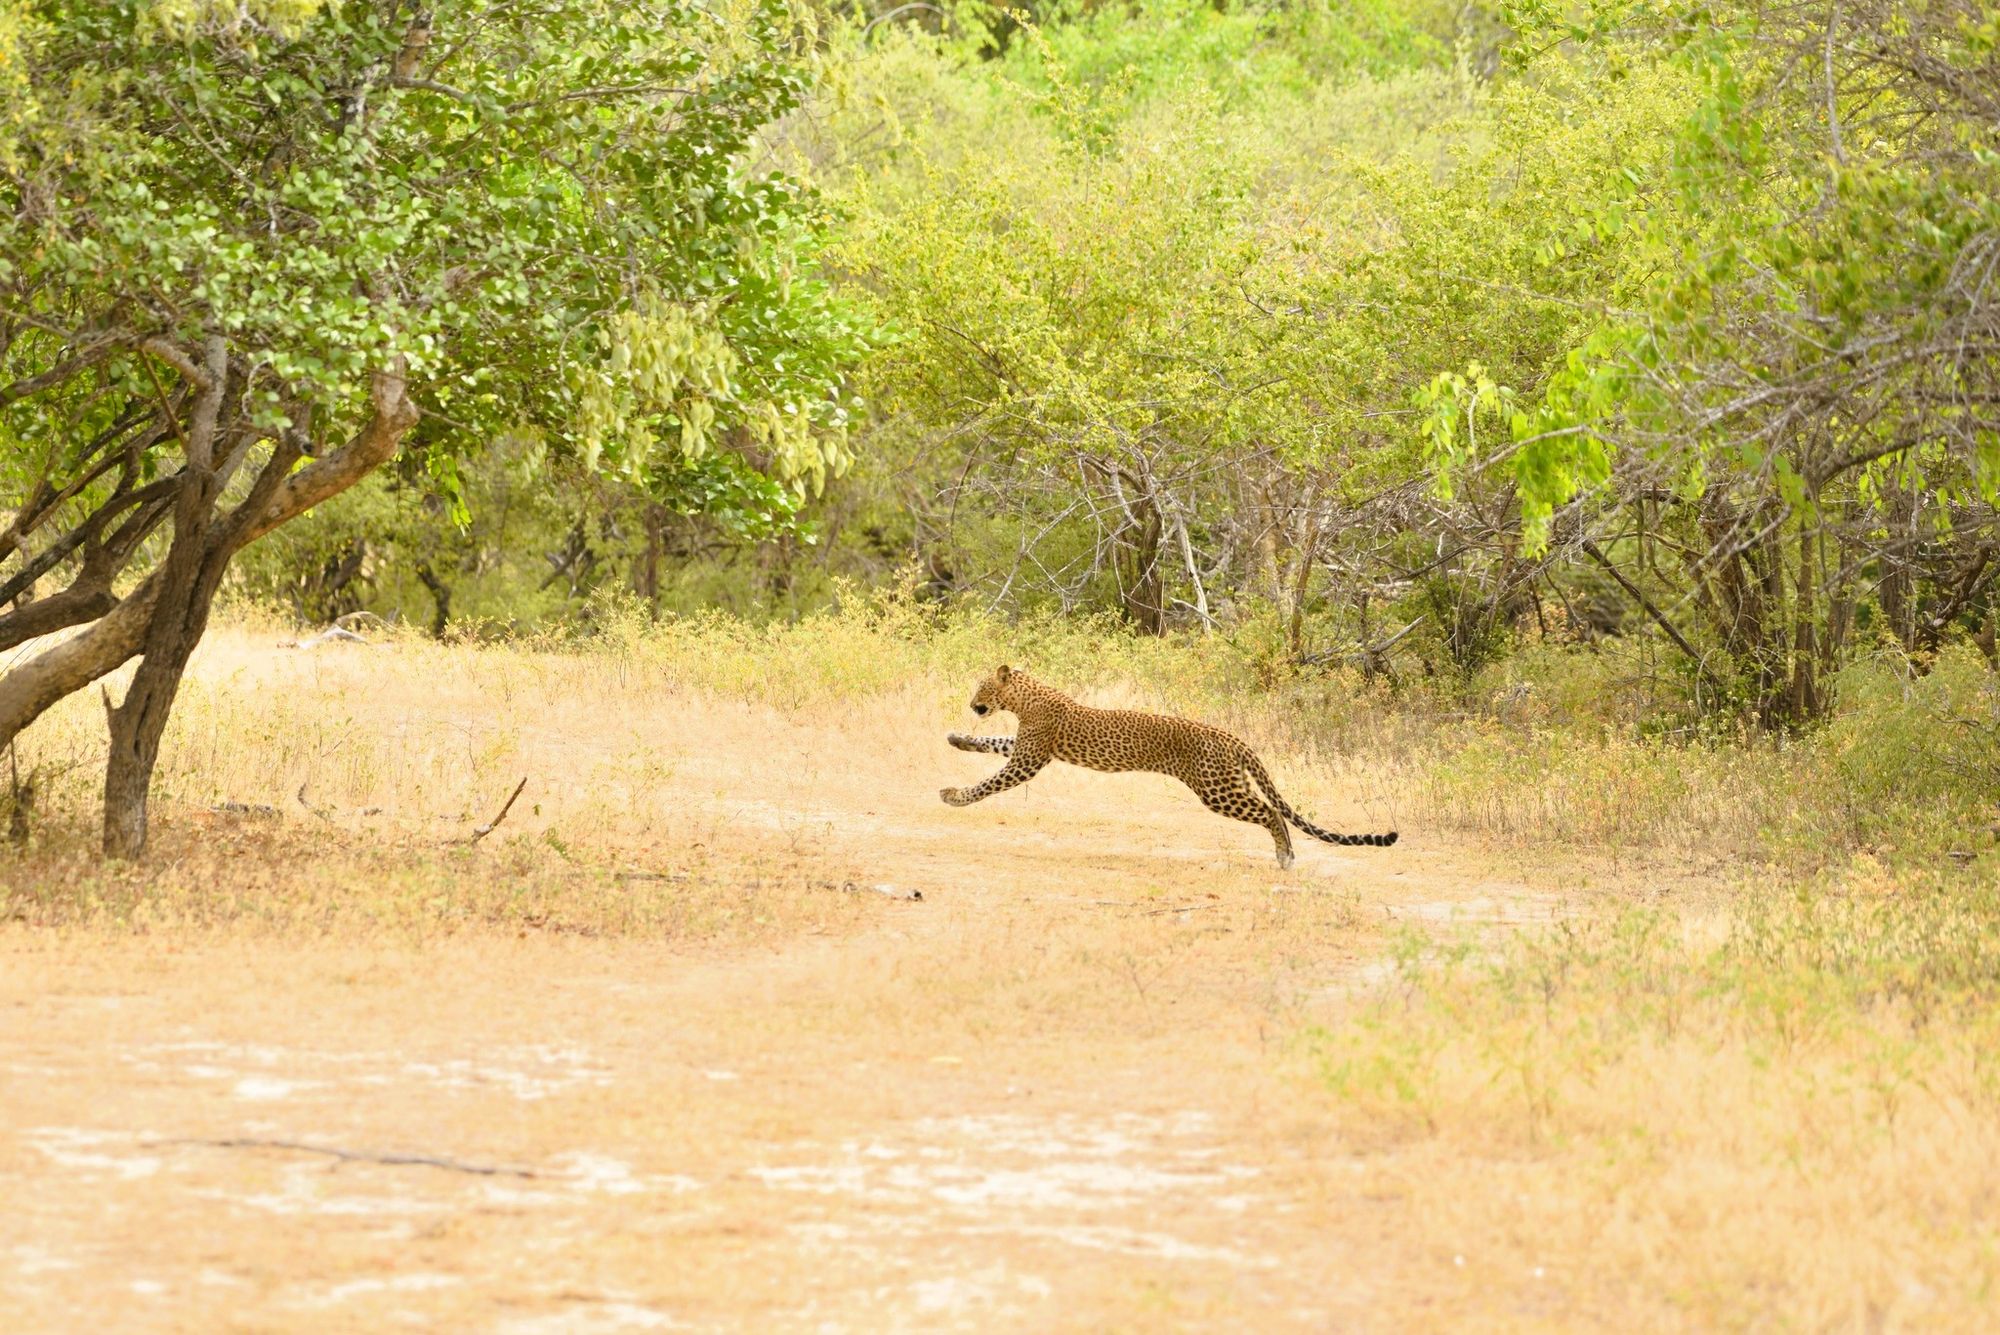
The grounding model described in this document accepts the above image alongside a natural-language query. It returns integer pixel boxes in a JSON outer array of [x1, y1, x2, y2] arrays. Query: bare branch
[[461, 776, 528, 845]]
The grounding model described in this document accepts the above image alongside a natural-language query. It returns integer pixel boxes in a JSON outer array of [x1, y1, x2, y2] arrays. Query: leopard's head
[[969, 663, 1022, 718]]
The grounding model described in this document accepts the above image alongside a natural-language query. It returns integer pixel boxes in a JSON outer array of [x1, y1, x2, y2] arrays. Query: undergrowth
[[7, 581, 1999, 930], [556, 579, 2000, 867], [1305, 871, 2000, 1322]]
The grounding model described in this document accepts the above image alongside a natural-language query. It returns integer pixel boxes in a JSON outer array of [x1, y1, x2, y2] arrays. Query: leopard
[[939, 664, 1397, 868]]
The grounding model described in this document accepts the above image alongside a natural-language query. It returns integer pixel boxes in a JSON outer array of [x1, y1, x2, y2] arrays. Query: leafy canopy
[[2, 0, 871, 509]]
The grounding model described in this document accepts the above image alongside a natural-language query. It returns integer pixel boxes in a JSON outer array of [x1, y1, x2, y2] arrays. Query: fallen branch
[[295, 780, 335, 823], [811, 878, 924, 901], [850, 881, 923, 901], [211, 800, 281, 819], [289, 626, 369, 649], [1296, 616, 1426, 670], [462, 776, 528, 844], [158, 1137, 540, 1178]]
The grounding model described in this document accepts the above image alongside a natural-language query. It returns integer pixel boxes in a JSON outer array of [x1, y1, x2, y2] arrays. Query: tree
[[830, 5, 1474, 635], [1430, 0, 2000, 726], [833, 2, 1693, 667], [1, 0, 867, 855]]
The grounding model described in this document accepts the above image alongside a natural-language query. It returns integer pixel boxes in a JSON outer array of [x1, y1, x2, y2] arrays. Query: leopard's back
[[1043, 702, 1247, 778]]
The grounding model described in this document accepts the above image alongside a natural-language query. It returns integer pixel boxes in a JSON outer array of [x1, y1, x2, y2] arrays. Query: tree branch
[[138, 337, 214, 390], [0, 341, 120, 407], [1581, 538, 1727, 691], [0, 364, 420, 755], [239, 364, 418, 549]]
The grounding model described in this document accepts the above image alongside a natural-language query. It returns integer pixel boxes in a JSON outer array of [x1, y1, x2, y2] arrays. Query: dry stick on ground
[[849, 881, 923, 902], [294, 780, 335, 823], [811, 878, 925, 902], [158, 1137, 540, 1179], [461, 776, 528, 845], [290, 626, 370, 649]]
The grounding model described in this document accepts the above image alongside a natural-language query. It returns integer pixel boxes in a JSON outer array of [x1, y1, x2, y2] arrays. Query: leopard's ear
[[997, 664, 1012, 681]]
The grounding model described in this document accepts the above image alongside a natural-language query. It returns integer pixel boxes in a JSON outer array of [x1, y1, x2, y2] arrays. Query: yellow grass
[[3, 612, 1998, 1329]]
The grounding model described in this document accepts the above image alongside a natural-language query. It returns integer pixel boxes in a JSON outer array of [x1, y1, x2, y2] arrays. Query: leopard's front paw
[[947, 733, 977, 752], [940, 786, 968, 807]]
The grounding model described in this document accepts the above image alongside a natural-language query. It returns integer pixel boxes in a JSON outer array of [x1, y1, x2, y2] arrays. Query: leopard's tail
[[1244, 752, 1397, 848]]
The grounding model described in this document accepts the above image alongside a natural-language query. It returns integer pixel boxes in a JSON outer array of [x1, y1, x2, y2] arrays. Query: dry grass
[[1312, 885, 2000, 1329], [3, 609, 1999, 1328]]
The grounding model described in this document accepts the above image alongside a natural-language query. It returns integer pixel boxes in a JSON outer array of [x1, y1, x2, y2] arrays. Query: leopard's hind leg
[[1191, 773, 1294, 868]]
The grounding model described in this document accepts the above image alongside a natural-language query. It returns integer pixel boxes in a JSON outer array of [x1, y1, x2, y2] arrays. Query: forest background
[[226, 0, 2000, 743], [6, 0, 2000, 822]]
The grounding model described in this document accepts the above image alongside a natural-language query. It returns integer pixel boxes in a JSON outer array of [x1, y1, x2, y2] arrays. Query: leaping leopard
[[940, 664, 1397, 867]]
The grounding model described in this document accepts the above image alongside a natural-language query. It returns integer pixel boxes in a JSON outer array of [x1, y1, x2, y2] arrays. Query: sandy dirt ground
[[1, 638, 1620, 1332]]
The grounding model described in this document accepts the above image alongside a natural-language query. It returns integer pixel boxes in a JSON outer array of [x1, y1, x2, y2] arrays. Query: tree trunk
[[102, 640, 192, 859], [1287, 489, 1325, 659], [101, 337, 231, 858], [1121, 498, 1165, 635], [415, 561, 452, 638], [1785, 515, 1820, 727], [103, 526, 250, 856], [634, 502, 664, 609], [1255, 480, 1285, 607], [1878, 484, 1919, 652]]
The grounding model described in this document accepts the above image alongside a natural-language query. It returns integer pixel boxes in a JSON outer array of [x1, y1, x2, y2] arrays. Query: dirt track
[[1, 640, 1585, 1331]]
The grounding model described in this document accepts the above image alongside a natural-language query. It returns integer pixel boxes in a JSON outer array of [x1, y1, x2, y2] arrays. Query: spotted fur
[[940, 664, 1397, 868]]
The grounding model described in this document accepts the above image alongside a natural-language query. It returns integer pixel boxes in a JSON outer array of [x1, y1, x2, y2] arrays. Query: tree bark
[[1287, 486, 1325, 659], [102, 336, 231, 859], [0, 578, 162, 761], [1879, 484, 1918, 651], [1122, 498, 1165, 635], [0, 582, 118, 654], [1786, 515, 1820, 727], [634, 502, 664, 608], [415, 561, 452, 638]]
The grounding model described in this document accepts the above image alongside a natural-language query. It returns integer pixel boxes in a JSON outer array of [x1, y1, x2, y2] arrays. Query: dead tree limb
[[158, 1137, 540, 1179], [463, 776, 528, 844]]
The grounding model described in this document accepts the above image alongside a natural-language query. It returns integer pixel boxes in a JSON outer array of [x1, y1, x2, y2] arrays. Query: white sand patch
[[966, 1222, 1269, 1267], [754, 1112, 1258, 1211], [126, 1040, 611, 1103], [754, 1110, 1270, 1273], [232, 1076, 322, 1101], [24, 1128, 162, 1181], [910, 1266, 1015, 1314], [293, 1273, 461, 1309], [551, 1152, 702, 1196], [497, 1300, 688, 1332], [229, 1161, 449, 1218], [398, 1047, 612, 1101], [12, 1245, 81, 1277]]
